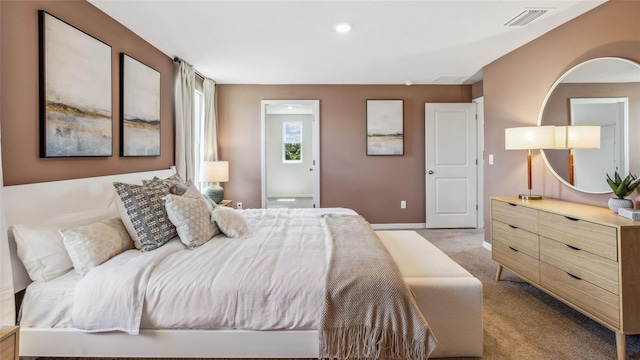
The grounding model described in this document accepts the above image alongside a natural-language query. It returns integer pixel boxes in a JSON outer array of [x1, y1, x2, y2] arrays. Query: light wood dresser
[[0, 326, 19, 360], [491, 196, 640, 360]]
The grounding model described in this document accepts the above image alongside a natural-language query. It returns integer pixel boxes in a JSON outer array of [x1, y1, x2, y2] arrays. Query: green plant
[[606, 171, 640, 199]]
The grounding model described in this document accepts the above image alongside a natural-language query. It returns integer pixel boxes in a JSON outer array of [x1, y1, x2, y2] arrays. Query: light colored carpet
[[37, 228, 640, 359], [416, 228, 640, 359]]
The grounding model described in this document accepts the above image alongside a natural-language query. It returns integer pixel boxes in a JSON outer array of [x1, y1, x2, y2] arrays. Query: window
[[194, 89, 204, 188], [282, 122, 302, 163]]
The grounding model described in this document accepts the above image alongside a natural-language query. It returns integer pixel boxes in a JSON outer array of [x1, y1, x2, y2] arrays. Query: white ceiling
[[88, 0, 607, 85]]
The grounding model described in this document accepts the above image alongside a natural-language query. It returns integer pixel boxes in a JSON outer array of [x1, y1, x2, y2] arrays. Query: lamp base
[[203, 184, 224, 204], [518, 194, 542, 200]]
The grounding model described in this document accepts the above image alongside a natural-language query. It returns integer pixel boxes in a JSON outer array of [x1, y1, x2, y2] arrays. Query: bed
[[4, 168, 482, 358]]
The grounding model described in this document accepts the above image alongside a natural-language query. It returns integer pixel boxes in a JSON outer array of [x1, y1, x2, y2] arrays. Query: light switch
[[489, 154, 494, 165]]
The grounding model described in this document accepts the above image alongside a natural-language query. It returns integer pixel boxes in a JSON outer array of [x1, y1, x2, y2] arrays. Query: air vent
[[503, 9, 549, 27]]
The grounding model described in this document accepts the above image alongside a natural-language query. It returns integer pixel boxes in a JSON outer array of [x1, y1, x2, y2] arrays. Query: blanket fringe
[[319, 325, 430, 360]]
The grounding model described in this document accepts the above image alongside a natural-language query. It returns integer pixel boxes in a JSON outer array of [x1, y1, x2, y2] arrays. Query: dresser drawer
[[540, 236, 618, 295], [540, 262, 619, 328], [492, 199, 538, 233], [493, 240, 539, 283], [492, 220, 539, 258], [538, 211, 617, 261]]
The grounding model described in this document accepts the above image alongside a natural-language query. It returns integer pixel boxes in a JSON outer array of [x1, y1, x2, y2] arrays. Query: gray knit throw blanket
[[319, 214, 437, 360]]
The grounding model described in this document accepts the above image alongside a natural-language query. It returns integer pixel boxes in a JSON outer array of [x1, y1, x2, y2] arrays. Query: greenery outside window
[[283, 122, 302, 163]]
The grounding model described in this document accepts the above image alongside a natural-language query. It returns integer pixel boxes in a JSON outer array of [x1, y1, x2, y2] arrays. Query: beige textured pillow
[[59, 218, 133, 276], [211, 207, 249, 238], [164, 194, 221, 249]]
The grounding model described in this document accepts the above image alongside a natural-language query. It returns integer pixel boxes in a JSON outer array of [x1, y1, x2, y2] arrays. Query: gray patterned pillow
[[59, 218, 133, 276], [112, 182, 177, 251], [164, 194, 221, 249]]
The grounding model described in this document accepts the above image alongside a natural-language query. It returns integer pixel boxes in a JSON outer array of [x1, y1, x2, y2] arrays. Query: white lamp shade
[[199, 161, 229, 182], [505, 126, 556, 150], [554, 126, 601, 149]]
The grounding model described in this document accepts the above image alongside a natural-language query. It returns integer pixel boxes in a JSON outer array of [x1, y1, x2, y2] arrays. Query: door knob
[[309, 168, 314, 171], [428, 170, 434, 174]]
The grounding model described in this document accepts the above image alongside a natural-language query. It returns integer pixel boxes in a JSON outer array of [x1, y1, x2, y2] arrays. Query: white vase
[[608, 198, 634, 213]]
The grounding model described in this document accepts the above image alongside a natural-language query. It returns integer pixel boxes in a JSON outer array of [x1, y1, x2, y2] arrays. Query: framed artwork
[[120, 54, 161, 157], [39, 11, 112, 158], [282, 121, 302, 163], [366, 99, 404, 155]]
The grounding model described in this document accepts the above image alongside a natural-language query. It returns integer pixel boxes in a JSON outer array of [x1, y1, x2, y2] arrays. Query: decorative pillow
[[211, 207, 249, 238], [11, 209, 118, 282], [142, 173, 185, 187], [59, 218, 133, 276], [164, 194, 221, 249], [112, 182, 177, 252]]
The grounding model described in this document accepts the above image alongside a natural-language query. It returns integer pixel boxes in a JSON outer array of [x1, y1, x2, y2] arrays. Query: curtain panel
[[174, 61, 196, 181]]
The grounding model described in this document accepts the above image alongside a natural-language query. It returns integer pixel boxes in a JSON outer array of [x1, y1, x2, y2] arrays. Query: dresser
[[0, 326, 19, 360], [491, 196, 640, 360]]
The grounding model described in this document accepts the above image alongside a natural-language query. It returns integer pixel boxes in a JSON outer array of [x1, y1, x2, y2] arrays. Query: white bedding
[[23, 208, 358, 333]]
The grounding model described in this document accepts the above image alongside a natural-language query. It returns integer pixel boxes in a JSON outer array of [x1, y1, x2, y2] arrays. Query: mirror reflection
[[539, 57, 640, 193]]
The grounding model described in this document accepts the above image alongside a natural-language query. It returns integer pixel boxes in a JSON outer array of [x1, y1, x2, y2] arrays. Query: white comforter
[[72, 208, 357, 334]]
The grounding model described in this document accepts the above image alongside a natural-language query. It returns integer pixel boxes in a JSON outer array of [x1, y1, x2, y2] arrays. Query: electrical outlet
[[401, 200, 406, 209], [236, 202, 243, 209]]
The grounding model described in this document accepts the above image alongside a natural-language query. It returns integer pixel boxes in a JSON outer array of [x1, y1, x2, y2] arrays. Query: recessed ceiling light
[[286, 105, 293, 110], [335, 23, 352, 33]]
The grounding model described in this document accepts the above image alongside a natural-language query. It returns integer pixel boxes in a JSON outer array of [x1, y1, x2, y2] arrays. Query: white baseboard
[[482, 241, 492, 251], [371, 223, 426, 230]]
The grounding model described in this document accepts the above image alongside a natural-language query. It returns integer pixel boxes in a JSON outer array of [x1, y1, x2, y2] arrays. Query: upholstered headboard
[[4, 167, 176, 293]]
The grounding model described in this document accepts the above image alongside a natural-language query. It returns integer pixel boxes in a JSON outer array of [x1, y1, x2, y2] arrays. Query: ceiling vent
[[431, 76, 467, 84], [503, 9, 550, 27]]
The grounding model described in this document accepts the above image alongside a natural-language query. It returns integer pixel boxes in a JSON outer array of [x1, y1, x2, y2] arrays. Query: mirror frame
[[537, 56, 640, 194]]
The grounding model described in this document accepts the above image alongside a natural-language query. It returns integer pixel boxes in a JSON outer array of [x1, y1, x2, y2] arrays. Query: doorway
[[261, 100, 320, 209]]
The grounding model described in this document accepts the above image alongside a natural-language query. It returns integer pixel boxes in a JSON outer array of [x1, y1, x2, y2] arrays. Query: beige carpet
[[37, 228, 640, 359], [416, 228, 640, 360]]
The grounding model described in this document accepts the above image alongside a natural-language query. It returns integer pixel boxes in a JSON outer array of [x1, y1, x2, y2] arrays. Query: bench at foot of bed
[[377, 230, 483, 358]]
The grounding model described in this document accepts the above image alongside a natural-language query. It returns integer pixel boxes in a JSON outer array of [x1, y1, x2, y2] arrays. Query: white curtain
[[0, 127, 15, 326], [174, 60, 196, 181], [202, 78, 218, 162]]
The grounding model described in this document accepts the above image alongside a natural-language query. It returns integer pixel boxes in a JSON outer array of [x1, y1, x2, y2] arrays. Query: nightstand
[[218, 200, 232, 207], [0, 326, 19, 360]]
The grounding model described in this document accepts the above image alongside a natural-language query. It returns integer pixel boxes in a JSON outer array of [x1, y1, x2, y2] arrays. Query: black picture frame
[[366, 99, 404, 155], [119, 53, 161, 157], [39, 10, 113, 158]]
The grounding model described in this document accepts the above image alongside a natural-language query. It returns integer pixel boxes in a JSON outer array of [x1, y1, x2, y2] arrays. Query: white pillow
[[12, 210, 117, 282], [211, 207, 249, 238], [164, 194, 221, 249], [59, 218, 133, 276]]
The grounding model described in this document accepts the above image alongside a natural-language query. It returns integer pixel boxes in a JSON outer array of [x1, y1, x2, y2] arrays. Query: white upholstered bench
[[377, 230, 483, 358]]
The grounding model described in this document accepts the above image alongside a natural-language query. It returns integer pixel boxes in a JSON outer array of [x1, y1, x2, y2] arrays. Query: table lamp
[[505, 126, 556, 200], [199, 161, 229, 203], [554, 126, 601, 185]]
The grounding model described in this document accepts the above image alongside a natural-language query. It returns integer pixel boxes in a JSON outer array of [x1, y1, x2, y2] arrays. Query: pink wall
[[483, 0, 640, 241], [217, 85, 471, 224], [0, 0, 174, 186]]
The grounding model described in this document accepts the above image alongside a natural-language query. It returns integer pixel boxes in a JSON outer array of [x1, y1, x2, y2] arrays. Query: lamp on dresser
[[554, 125, 601, 185], [505, 126, 556, 200], [200, 161, 229, 204]]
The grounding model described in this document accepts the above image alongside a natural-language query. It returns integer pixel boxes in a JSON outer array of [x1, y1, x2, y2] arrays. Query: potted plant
[[606, 171, 640, 212]]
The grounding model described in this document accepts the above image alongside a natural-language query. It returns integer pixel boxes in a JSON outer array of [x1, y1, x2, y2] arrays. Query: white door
[[425, 103, 477, 228], [261, 100, 320, 209]]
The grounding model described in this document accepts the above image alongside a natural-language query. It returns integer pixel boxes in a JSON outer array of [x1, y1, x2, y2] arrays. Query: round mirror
[[538, 57, 640, 193]]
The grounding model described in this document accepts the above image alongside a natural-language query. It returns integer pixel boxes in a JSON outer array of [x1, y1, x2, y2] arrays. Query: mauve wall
[[217, 85, 471, 224], [0, 0, 174, 186], [483, 0, 640, 242]]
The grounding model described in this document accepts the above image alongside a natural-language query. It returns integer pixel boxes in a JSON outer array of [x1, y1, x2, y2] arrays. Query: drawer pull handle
[[566, 244, 581, 251], [508, 225, 518, 229], [508, 203, 517, 207], [509, 246, 519, 252], [564, 216, 579, 222], [567, 273, 582, 281]]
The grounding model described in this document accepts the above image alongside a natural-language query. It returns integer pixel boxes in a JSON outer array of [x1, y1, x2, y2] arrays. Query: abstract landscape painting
[[366, 100, 404, 155], [40, 11, 112, 157], [120, 54, 161, 157]]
